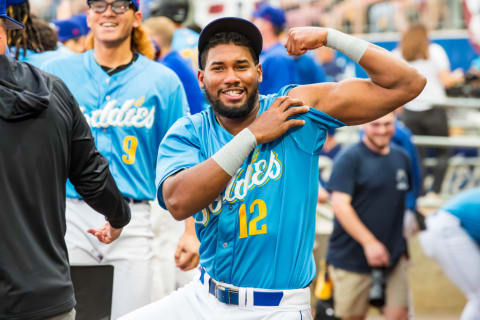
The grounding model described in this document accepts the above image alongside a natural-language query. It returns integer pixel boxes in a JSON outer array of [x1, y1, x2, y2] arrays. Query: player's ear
[[133, 11, 142, 28], [197, 69, 205, 89], [257, 63, 263, 84]]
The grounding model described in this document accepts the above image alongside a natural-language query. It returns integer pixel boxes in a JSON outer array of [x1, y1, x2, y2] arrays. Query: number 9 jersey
[[156, 85, 345, 290], [43, 50, 189, 200]]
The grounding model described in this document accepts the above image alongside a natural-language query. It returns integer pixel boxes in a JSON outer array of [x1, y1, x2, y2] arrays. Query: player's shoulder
[[169, 108, 211, 133], [42, 51, 86, 74]]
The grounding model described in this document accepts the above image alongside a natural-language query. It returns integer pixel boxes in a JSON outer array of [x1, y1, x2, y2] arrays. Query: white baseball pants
[[150, 201, 196, 301], [419, 210, 480, 320], [119, 269, 312, 320], [65, 199, 154, 319]]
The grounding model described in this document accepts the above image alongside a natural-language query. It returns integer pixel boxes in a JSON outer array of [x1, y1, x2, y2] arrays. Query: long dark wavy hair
[[7, 1, 44, 60]]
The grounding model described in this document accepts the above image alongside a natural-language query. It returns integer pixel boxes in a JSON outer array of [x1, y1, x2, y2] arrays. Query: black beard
[[205, 85, 259, 119]]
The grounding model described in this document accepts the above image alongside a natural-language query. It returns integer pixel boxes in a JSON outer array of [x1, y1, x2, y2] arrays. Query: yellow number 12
[[122, 136, 138, 165], [239, 199, 268, 239]]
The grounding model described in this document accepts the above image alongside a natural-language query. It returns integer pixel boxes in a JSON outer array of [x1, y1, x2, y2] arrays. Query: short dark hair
[[199, 31, 259, 70]]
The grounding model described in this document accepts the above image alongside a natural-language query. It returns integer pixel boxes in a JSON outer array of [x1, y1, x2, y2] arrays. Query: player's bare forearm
[[162, 159, 232, 220], [286, 27, 426, 125], [331, 191, 377, 247]]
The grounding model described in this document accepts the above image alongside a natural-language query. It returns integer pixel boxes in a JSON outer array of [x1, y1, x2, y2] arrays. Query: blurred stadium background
[[26, 0, 480, 319]]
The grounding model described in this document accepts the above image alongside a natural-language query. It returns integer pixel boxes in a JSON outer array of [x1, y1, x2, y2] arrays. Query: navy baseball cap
[[1, 0, 24, 30], [6, 0, 26, 5], [252, 3, 286, 28], [198, 17, 263, 70]]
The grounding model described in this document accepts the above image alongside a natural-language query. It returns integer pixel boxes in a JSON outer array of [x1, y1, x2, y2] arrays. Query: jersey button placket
[[214, 202, 238, 283]]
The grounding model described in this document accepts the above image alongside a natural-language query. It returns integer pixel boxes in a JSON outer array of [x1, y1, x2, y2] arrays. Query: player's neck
[[362, 135, 390, 155], [93, 38, 134, 69], [215, 104, 260, 136]]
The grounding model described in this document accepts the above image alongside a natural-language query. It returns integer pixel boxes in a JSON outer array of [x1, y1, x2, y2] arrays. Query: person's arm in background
[[60, 80, 130, 243], [175, 217, 200, 271], [331, 191, 390, 267], [430, 43, 464, 88]]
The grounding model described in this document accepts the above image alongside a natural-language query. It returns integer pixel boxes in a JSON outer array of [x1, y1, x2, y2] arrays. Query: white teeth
[[102, 23, 117, 27], [225, 90, 243, 96]]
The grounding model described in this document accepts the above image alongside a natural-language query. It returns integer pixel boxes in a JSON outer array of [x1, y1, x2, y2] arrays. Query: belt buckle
[[214, 283, 238, 305]]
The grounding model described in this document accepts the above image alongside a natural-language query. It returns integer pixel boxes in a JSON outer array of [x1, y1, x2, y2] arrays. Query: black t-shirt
[[326, 141, 411, 273]]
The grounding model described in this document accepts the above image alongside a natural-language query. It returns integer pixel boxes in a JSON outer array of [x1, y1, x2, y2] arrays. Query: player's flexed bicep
[[285, 27, 426, 126]]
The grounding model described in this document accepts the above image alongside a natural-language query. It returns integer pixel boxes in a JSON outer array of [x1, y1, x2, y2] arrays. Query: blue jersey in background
[[442, 187, 480, 245], [161, 50, 205, 115], [44, 50, 189, 200], [259, 43, 297, 95]]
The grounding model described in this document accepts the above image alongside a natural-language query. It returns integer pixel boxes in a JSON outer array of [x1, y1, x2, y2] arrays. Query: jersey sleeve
[[326, 146, 357, 196], [57, 79, 131, 228], [155, 116, 202, 209], [273, 85, 346, 154]]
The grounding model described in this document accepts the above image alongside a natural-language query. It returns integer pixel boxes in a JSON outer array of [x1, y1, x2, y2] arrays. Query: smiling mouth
[[220, 88, 246, 99], [100, 22, 118, 28]]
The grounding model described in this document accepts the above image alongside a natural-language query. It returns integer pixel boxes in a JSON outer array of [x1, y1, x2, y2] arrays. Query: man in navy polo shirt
[[327, 112, 411, 320]]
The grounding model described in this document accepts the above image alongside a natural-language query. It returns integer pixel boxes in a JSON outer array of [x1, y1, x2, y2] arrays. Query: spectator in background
[[252, 3, 297, 94], [144, 16, 204, 115], [150, 0, 198, 69], [294, 51, 327, 85], [396, 24, 464, 197], [419, 187, 480, 320], [327, 113, 411, 320], [392, 120, 422, 213], [6, 0, 72, 66], [315, 46, 345, 82], [52, 13, 89, 53]]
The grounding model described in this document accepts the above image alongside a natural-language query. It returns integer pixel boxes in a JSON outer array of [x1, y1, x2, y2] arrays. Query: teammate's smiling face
[[87, 0, 142, 47], [362, 113, 396, 152], [198, 42, 263, 118]]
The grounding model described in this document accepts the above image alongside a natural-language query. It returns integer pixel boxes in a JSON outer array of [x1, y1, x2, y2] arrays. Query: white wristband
[[212, 128, 257, 177], [326, 28, 369, 63]]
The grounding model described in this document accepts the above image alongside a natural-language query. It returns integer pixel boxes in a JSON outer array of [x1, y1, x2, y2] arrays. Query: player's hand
[[248, 96, 309, 145], [362, 239, 390, 267], [285, 27, 328, 56], [87, 222, 122, 244], [174, 229, 200, 271]]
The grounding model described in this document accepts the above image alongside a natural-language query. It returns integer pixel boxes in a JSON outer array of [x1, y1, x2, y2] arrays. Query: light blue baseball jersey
[[156, 85, 345, 289], [442, 187, 480, 244], [44, 50, 189, 200]]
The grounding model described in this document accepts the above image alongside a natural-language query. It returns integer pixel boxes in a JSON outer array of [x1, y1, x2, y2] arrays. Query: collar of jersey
[[84, 50, 147, 86]]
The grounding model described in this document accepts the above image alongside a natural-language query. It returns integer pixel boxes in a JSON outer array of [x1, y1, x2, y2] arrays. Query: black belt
[[123, 197, 148, 204], [199, 267, 284, 306]]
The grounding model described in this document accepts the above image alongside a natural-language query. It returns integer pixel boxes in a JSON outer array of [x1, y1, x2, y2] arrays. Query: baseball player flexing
[[43, 0, 195, 318], [121, 18, 425, 319]]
